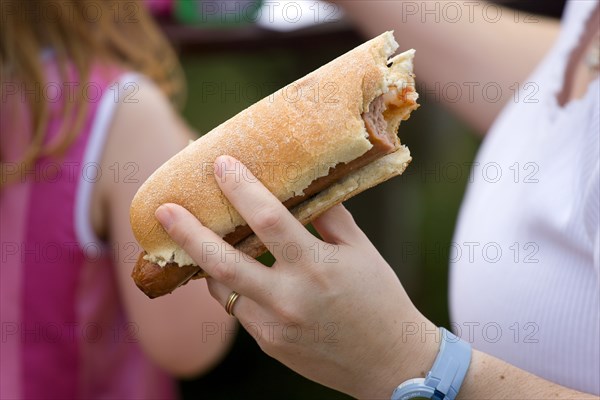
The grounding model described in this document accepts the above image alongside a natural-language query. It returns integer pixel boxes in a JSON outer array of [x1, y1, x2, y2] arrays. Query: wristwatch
[[391, 327, 471, 400]]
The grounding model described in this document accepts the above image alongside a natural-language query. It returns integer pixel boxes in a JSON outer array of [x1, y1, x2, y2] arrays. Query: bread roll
[[130, 31, 418, 297]]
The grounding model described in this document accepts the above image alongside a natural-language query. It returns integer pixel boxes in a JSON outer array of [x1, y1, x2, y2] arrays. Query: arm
[[459, 350, 597, 399], [332, 0, 560, 134], [95, 79, 236, 376], [156, 156, 597, 398]]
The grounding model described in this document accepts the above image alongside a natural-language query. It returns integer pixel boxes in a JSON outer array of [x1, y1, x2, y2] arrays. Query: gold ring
[[225, 291, 240, 316]]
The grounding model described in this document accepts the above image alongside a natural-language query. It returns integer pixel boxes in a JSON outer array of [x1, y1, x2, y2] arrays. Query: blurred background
[[143, 1, 566, 398]]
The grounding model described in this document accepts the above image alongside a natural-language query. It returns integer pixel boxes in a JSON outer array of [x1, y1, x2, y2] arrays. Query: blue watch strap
[[424, 328, 472, 400]]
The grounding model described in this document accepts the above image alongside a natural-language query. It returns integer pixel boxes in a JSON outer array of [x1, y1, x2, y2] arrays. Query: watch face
[[392, 379, 435, 400], [401, 391, 433, 400]]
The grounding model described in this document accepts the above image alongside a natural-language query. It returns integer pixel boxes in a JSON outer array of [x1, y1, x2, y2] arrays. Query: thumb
[[311, 204, 363, 245]]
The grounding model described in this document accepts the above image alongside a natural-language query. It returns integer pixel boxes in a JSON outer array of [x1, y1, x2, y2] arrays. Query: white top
[[74, 72, 140, 247], [450, 0, 599, 395]]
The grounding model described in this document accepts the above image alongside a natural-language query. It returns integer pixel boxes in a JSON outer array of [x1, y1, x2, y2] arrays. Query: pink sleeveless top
[[0, 57, 175, 399]]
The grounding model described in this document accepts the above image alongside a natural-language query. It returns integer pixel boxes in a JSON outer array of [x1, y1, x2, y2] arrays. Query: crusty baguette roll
[[130, 31, 418, 298]]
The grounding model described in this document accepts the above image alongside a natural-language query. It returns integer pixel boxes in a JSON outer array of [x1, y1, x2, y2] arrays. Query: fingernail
[[215, 156, 239, 182], [155, 205, 174, 230], [214, 156, 226, 179]]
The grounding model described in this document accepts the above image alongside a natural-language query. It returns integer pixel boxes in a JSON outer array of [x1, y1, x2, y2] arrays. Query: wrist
[[390, 327, 472, 400], [388, 319, 440, 394], [357, 317, 440, 399]]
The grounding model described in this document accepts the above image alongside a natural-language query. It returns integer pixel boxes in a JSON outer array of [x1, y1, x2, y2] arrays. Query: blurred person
[[0, 1, 234, 398], [157, 0, 599, 399]]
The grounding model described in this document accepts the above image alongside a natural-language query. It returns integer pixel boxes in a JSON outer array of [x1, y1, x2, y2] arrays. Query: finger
[[311, 204, 364, 245], [206, 278, 245, 312], [155, 203, 272, 301], [213, 155, 312, 260], [207, 278, 262, 324]]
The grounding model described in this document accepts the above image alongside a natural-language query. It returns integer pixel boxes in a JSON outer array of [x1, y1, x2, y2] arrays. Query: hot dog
[[130, 31, 419, 298]]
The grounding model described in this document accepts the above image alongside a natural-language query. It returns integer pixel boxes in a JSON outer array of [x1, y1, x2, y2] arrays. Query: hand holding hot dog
[[155, 156, 439, 399]]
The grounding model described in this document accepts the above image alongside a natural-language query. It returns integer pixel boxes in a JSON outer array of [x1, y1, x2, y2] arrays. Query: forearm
[[375, 324, 597, 399], [459, 349, 597, 399], [333, 0, 560, 133]]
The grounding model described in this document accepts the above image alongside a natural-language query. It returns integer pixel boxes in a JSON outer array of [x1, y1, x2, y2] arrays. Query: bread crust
[[130, 31, 417, 270]]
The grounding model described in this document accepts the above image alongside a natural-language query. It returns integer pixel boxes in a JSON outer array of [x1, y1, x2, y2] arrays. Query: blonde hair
[[0, 0, 185, 187]]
